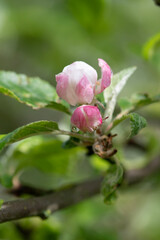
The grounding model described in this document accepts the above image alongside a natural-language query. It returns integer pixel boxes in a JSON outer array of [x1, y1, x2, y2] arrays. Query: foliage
[[107, 112, 147, 138], [104, 66, 136, 123], [0, 121, 59, 151], [0, 137, 87, 190], [101, 164, 124, 204], [0, 71, 70, 114]]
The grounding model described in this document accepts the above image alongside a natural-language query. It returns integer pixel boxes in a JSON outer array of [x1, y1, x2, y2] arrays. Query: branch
[[0, 155, 160, 223], [0, 177, 103, 223]]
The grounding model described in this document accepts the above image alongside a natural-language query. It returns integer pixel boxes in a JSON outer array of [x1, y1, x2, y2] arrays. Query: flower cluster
[[56, 59, 112, 132]]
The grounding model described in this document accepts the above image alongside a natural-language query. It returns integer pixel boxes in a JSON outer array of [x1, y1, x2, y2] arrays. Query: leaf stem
[[105, 111, 129, 134]]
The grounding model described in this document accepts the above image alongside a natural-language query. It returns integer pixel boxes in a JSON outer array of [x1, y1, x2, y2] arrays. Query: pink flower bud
[[56, 59, 112, 106], [71, 105, 103, 133]]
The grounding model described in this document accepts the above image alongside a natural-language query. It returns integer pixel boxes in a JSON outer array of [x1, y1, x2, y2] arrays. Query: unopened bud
[[56, 59, 112, 106], [71, 105, 103, 132]]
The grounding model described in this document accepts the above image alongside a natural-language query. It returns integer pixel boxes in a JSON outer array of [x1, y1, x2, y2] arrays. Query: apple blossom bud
[[71, 105, 103, 133], [56, 59, 112, 106]]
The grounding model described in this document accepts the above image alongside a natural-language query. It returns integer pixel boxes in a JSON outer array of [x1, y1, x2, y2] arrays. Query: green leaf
[[101, 164, 123, 204], [0, 71, 70, 114], [104, 67, 136, 123], [142, 33, 160, 60], [118, 93, 160, 115], [0, 120, 94, 151], [129, 113, 147, 138], [106, 93, 159, 134], [104, 67, 137, 103], [131, 93, 160, 110], [118, 93, 160, 112], [13, 138, 81, 174], [47, 101, 71, 115], [107, 112, 147, 138], [5, 136, 80, 175], [3, 137, 86, 190], [0, 120, 59, 151]]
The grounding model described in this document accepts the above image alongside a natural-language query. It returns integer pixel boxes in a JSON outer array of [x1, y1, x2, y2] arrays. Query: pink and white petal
[[56, 73, 78, 106], [63, 61, 97, 86], [71, 107, 87, 132], [75, 75, 94, 104], [83, 105, 103, 129], [83, 105, 97, 117], [95, 58, 112, 95], [56, 73, 69, 100]]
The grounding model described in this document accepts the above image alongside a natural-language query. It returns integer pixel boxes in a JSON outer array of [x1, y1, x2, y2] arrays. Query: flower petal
[[56, 61, 98, 106], [56, 73, 69, 101], [95, 58, 112, 95], [75, 75, 94, 104]]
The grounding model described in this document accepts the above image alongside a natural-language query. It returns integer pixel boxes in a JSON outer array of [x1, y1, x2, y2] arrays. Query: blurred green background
[[0, 0, 160, 239]]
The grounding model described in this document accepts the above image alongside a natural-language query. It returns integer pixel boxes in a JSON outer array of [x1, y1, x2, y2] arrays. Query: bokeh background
[[0, 0, 160, 239]]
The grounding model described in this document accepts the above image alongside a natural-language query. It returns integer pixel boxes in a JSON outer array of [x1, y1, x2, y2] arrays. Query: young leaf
[[107, 112, 147, 138], [103, 67, 136, 123], [129, 113, 147, 138], [101, 164, 123, 204], [117, 93, 160, 114], [0, 71, 70, 114], [131, 93, 160, 110]]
